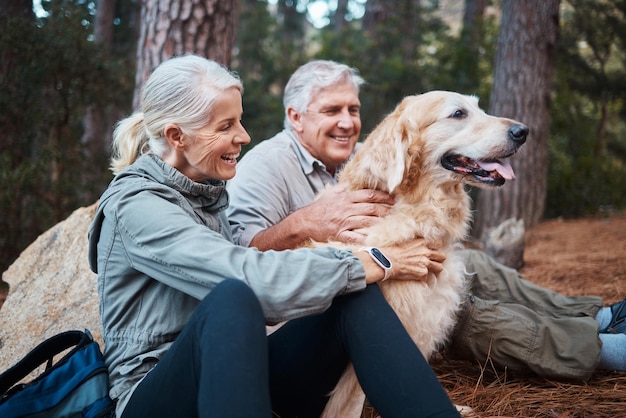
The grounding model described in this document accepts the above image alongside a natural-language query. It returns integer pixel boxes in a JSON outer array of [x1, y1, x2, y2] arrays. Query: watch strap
[[359, 247, 392, 281]]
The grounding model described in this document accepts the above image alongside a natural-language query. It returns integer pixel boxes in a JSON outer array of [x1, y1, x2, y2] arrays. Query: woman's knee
[[338, 284, 386, 311], [332, 284, 394, 330], [212, 278, 257, 301], [196, 279, 265, 328]]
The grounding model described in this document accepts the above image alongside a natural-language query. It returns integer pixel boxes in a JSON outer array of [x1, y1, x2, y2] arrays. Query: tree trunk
[[457, 0, 487, 91], [334, 0, 349, 34], [363, 0, 420, 61], [133, 0, 237, 109], [363, 0, 389, 32], [399, 0, 421, 62], [462, 0, 487, 32], [472, 0, 560, 239], [81, 0, 115, 192]]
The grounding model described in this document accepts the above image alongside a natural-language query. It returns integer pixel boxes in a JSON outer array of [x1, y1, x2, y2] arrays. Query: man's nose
[[336, 109, 354, 127]]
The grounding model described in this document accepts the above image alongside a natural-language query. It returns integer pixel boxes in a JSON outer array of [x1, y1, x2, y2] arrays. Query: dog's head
[[344, 91, 528, 194]]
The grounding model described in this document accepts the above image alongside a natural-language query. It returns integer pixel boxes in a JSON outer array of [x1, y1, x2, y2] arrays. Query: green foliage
[[3, 0, 626, 275], [546, 0, 626, 218], [235, 0, 626, 221], [234, 0, 308, 150], [309, 4, 457, 135], [0, 1, 132, 273], [547, 144, 626, 218]]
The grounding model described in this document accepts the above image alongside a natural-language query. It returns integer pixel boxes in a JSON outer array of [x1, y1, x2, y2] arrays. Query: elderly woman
[[88, 54, 459, 418]]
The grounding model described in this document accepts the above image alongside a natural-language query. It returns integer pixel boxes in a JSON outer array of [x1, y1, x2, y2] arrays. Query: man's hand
[[305, 184, 395, 244], [249, 184, 394, 251]]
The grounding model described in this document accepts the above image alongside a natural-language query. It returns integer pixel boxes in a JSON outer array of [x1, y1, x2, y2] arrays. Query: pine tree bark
[[472, 0, 560, 239], [363, 0, 389, 32], [81, 0, 115, 187], [133, 0, 237, 109], [334, 0, 349, 34], [456, 0, 487, 91]]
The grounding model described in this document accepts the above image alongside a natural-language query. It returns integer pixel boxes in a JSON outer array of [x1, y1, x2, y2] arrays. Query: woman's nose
[[236, 125, 251, 144]]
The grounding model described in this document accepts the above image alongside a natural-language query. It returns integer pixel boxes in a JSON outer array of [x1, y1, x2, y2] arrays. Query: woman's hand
[[357, 239, 446, 284]]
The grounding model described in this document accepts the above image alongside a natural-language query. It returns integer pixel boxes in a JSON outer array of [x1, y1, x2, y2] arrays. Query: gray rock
[[483, 217, 526, 270], [0, 203, 102, 373]]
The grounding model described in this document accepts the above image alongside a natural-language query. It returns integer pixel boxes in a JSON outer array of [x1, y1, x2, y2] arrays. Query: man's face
[[291, 81, 361, 175]]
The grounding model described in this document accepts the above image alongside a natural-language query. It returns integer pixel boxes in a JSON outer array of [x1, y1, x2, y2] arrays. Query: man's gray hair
[[283, 60, 365, 131]]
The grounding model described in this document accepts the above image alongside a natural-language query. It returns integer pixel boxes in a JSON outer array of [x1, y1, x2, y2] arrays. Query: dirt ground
[[430, 213, 626, 418]]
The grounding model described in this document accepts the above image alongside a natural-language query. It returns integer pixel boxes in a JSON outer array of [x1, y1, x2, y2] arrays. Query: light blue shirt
[[227, 130, 356, 246]]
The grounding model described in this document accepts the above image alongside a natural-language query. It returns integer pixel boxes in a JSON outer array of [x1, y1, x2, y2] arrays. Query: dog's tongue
[[478, 161, 516, 180]]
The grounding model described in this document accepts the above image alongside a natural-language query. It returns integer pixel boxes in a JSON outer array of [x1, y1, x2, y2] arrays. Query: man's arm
[[249, 184, 395, 250]]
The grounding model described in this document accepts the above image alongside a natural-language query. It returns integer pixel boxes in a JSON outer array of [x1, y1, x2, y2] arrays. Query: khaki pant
[[446, 249, 603, 381]]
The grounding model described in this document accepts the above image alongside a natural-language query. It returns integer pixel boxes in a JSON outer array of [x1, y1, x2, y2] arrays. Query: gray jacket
[[88, 154, 366, 412]]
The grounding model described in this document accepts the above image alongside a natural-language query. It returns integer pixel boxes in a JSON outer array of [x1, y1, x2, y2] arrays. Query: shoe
[[600, 298, 626, 334]]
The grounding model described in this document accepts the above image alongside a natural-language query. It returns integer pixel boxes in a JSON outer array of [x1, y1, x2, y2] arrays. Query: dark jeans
[[122, 280, 458, 418]]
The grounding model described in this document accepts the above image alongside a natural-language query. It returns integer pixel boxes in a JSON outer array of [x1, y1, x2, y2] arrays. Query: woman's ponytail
[[110, 112, 149, 174]]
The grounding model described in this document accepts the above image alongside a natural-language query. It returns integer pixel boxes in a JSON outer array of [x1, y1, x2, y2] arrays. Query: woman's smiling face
[[175, 87, 251, 182]]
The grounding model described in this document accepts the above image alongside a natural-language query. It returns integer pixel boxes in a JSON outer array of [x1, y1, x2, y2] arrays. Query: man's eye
[[349, 108, 360, 116], [322, 109, 340, 116]]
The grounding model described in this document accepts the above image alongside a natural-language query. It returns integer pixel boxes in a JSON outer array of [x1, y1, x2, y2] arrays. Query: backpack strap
[[0, 330, 92, 396]]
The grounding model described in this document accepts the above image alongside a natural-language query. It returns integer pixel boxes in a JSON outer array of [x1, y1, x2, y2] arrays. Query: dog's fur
[[320, 91, 528, 418]]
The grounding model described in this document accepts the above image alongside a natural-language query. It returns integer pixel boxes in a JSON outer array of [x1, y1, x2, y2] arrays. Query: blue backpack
[[0, 329, 114, 418]]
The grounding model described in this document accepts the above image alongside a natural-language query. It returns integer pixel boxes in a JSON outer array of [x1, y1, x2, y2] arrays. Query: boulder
[[0, 204, 101, 372]]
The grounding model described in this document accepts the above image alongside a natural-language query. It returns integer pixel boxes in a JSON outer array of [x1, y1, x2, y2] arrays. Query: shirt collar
[[286, 130, 358, 180]]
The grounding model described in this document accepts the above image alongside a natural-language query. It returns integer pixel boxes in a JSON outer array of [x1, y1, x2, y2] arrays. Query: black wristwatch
[[359, 247, 392, 281]]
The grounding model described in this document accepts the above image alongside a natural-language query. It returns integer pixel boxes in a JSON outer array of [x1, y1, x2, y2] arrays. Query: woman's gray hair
[[110, 54, 243, 174], [283, 60, 365, 131]]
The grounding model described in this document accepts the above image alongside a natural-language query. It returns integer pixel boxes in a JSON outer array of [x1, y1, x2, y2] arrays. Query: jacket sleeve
[[93, 183, 366, 324]]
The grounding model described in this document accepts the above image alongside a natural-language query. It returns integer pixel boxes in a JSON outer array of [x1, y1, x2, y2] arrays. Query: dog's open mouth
[[441, 154, 516, 186]]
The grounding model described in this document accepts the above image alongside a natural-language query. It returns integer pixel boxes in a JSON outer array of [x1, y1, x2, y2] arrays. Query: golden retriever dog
[[320, 91, 529, 418]]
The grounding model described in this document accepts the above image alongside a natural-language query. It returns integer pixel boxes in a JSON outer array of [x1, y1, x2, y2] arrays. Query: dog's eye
[[450, 109, 466, 119]]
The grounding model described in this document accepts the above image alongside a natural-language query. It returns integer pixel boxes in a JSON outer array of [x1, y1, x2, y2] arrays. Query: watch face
[[371, 247, 391, 268]]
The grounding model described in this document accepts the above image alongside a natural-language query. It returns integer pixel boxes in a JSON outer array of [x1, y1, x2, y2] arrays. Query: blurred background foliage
[[0, 0, 624, 274]]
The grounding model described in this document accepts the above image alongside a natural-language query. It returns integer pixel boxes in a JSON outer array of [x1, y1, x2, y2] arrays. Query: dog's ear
[[354, 102, 413, 194], [385, 119, 411, 193]]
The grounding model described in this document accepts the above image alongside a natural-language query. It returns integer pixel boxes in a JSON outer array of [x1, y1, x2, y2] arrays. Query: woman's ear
[[164, 124, 185, 149]]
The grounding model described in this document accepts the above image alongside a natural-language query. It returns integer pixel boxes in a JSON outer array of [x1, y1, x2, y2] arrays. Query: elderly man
[[227, 59, 626, 380]]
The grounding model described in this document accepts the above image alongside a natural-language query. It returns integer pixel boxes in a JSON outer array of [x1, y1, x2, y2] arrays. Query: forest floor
[[366, 211, 626, 418]]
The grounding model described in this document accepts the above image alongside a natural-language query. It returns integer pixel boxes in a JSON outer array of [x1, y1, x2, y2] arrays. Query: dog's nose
[[509, 124, 529, 144]]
